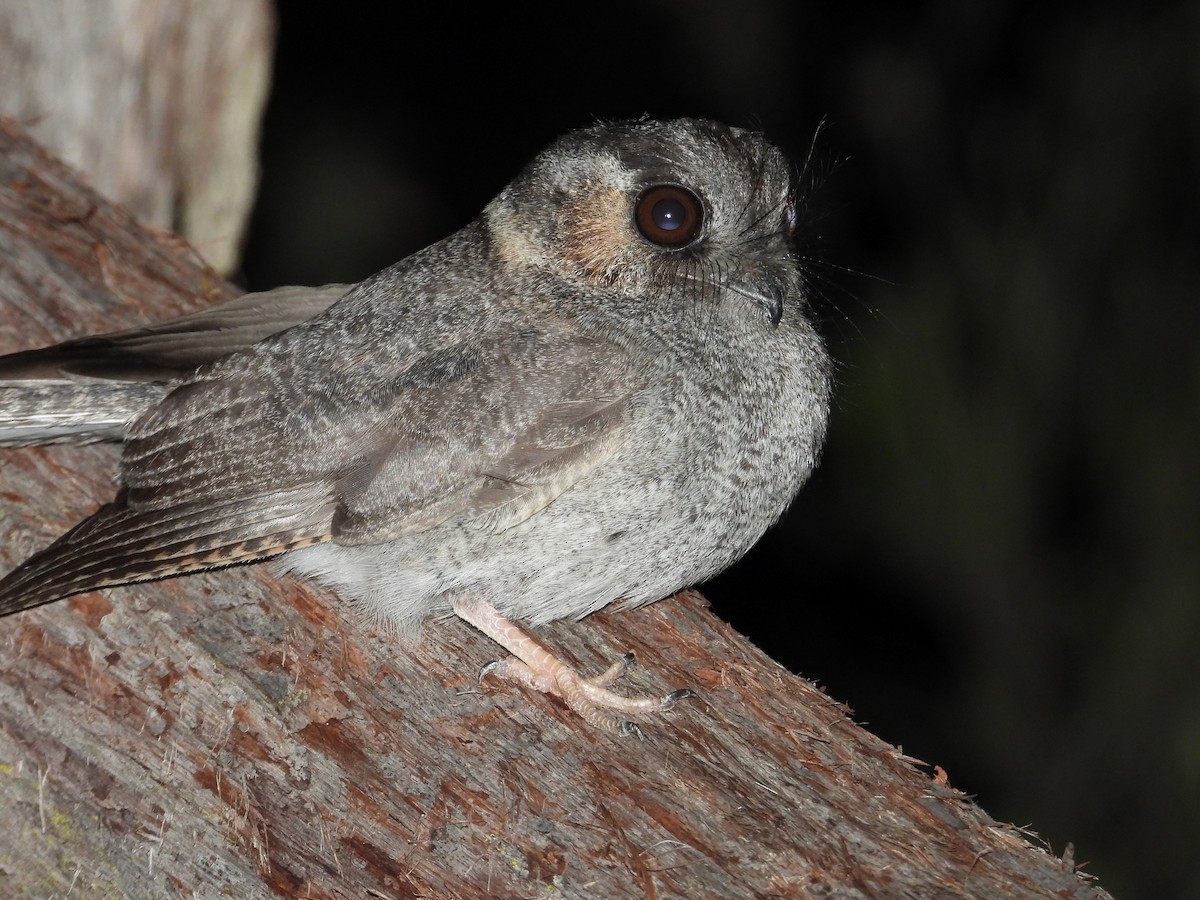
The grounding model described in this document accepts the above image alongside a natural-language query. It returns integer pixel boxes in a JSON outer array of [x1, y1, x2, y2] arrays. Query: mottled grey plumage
[[0, 119, 831, 723]]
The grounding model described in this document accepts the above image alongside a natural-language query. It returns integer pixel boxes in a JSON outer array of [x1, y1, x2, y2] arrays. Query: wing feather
[[0, 284, 351, 382], [0, 299, 639, 613]]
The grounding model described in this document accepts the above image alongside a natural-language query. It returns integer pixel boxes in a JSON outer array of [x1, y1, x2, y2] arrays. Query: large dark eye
[[634, 184, 704, 248]]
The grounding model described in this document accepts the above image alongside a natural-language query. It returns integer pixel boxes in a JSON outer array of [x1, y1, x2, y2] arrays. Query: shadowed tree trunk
[[0, 0, 274, 274], [0, 118, 1112, 898]]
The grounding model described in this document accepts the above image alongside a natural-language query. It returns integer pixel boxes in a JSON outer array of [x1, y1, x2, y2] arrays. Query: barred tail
[[0, 491, 332, 616]]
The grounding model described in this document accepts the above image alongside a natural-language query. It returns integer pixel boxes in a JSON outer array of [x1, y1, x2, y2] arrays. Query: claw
[[617, 721, 645, 739], [662, 688, 698, 709], [479, 659, 501, 681], [589, 652, 636, 688]]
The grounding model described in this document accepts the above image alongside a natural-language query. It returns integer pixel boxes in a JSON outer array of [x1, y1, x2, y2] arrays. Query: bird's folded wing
[[0, 318, 639, 614]]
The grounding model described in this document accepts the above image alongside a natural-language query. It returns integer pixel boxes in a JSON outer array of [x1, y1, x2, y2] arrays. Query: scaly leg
[[452, 595, 694, 734]]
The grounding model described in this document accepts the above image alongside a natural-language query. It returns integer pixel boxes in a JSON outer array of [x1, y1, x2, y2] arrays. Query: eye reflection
[[634, 184, 704, 248]]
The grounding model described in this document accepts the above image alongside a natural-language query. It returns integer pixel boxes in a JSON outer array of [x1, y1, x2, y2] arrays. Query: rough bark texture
[[0, 0, 274, 275], [0, 117, 1112, 899]]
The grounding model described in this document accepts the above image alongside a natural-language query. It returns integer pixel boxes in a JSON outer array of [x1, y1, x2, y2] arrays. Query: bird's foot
[[453, 596, 695, 734]]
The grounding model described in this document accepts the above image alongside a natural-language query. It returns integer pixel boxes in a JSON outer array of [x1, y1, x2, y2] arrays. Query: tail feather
[[0, 381, 170, 446], [0, 491, 333, 617], [0, 283, 351, 447]]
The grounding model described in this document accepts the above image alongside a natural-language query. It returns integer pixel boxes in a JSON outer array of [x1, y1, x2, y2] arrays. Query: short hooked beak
[[726, 272, 787, 328]]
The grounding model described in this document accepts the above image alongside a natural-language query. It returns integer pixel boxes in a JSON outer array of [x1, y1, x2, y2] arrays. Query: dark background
[[240, 3, 1199, 897]]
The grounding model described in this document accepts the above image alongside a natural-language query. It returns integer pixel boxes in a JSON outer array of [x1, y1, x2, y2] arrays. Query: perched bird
[[0, 118, 831, 731]]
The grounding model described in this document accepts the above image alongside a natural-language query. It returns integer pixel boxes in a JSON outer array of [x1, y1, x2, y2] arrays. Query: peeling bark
[[0, 117, 1112, 899]]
